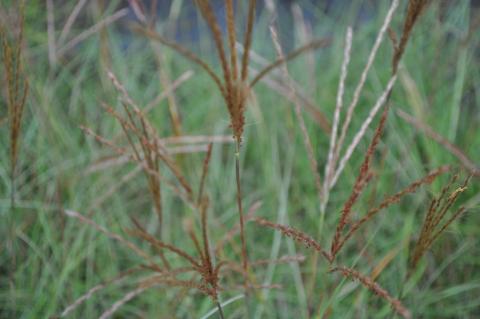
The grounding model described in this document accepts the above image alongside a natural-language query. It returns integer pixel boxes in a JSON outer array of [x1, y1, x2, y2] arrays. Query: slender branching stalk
[[330, 266, 412, 319], [330, 106, 390, 260], [255, 217, 331, 262], [235, 140, 248, 282], [198, 143, 213, 204]]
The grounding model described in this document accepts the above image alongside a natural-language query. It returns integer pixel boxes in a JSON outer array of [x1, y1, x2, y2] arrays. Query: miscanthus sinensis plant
[[57, 0, 477, 318]]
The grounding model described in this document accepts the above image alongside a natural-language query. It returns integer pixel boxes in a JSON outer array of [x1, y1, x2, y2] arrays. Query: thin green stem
[[306, 202, 328, 312], [235, 140, 248, 278], [10, 169, 15, 209], [216, 301, 225, 319], [235, 139, 251, 317]]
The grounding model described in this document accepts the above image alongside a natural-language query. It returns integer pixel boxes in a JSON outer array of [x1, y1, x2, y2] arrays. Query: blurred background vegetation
[[1, 0, 479, 318]]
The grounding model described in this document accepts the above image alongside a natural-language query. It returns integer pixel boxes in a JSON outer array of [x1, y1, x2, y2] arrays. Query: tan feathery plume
[[410, 173, 471, 271]]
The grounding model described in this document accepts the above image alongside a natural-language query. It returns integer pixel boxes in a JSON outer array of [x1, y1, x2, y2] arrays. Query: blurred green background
[[1, 1, 479, 318]]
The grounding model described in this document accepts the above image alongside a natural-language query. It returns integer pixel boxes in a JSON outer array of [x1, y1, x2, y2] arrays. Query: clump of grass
[[63, 135, 232, 317], [324, 0, 430, 202], [60, 0, 477, 317], [253, 1, 466, 316], [64, 151, 284, 318], [1, 1, 28, 208], [135, 0, 257, 286], [328, 0, 432, 261], [73, 68, 284, 316]]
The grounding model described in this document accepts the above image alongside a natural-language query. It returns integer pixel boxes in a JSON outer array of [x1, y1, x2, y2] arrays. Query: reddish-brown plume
[[255, 217, 332, 261], [392, 0, 429, 73], [331, 266, 412, 319], [333, 165, 450, 256], [331, 106, 390, 259], [410, 173, 471, 271]]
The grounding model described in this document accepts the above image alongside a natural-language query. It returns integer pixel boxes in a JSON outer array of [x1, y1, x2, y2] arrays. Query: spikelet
[[410, 173, 471, 271]]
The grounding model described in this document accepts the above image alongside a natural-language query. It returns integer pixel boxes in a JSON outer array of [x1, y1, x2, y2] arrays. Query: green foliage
[[0, 1, 479, 318]]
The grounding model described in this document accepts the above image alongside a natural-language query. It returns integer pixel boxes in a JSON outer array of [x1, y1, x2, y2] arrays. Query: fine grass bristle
[[329, 0, 433, 262]]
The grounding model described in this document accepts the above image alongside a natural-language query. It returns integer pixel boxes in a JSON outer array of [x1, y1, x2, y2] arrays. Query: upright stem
[[235, 139, 252, 318], [8, 163, 17, 314], [216, 301, 226, 319], [306, 203, 327, 311], [235, 139, 248, 280], [10, 166, 15, 209]]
